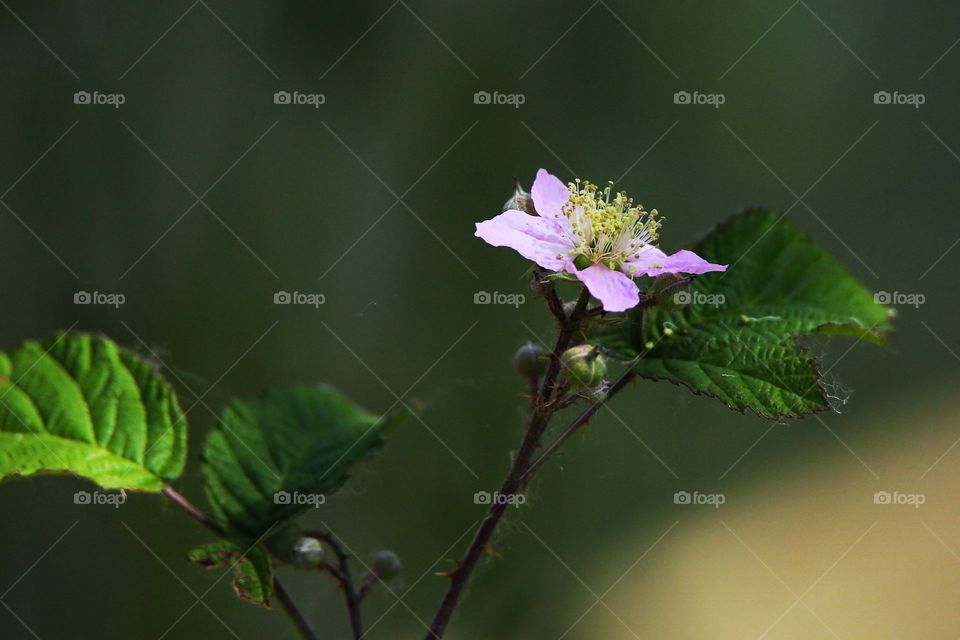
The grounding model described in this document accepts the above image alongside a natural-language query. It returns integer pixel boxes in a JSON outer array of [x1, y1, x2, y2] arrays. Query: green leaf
[[0, 332, 187, 490], [202, 384, 402, 541], [595, 209, 893, 418], [186, 540, 274, 607]]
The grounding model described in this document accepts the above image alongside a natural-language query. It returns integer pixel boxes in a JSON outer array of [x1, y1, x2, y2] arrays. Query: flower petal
[[625, 245, 727, 277], [572, 263, 640, 312], [475, 210, 572, 270], [530, 168, 570, 220]]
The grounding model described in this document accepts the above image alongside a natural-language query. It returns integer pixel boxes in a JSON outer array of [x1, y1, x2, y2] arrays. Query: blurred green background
[[1, 1, 958, 638]]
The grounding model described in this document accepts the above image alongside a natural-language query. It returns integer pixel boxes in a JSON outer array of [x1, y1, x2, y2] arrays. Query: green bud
[[648, 274, 691, 311], [502, 179, 535, 215], [513, 342, 549, 379], [291, 537, 325, 569], [560, 344, 607, 390], [371, 550, 402, 581]]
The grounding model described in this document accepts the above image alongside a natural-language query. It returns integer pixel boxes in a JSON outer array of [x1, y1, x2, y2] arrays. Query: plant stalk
[[423, 286, 590, 639]]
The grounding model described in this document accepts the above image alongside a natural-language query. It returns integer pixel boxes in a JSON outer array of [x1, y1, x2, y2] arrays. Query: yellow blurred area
[[578, 391, 960, 639]]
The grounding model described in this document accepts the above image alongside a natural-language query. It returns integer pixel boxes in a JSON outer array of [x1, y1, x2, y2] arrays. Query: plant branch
[[161, 486, 321, 640], [305, 530, 364, 640], [275, 580, 321, 640], [424, 287, 590, 640]]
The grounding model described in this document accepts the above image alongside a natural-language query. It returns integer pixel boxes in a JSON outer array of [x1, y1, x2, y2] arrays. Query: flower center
[[562, 180, 661, 268]]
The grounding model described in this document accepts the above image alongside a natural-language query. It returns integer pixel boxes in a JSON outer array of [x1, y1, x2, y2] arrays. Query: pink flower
[[475, 169, 727, 312]]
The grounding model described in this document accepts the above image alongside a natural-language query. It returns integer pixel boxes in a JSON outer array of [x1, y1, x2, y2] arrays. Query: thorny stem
[[161, 486, 321, 640], [305, 530, 364, 640], [424, 284, 594, 640]]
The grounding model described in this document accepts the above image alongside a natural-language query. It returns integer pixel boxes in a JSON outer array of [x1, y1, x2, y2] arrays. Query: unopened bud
[[648, 274, 691, 311], [371, 550, 401, 581], [291, 537, 325, 569], [513, 342, 549, 379], [502, 179, 535, 215], [560, 344, 607, 389]]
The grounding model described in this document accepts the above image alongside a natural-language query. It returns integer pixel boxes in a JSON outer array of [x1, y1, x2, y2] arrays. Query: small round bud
[[648, 274, 691, 311], [560, 344, 607, 390], [291, 537, 325, 569], [513, 342, 549, 379], [502, 179, 535, 215], [371, 550, 401, 581]]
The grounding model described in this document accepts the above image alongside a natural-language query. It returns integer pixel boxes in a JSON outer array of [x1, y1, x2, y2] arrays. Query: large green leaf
[[186, 540, 274, 608], [595, 210, 893, 418], [202, 384, 401, 541], [0, 332, 187, 490]]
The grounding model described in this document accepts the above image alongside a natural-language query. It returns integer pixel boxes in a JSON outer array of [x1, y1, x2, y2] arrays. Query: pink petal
[[572, 263, 640, 312], [530, 168, 569, 220], [625, 245, 727, 277], [475, 210, 572, 271]]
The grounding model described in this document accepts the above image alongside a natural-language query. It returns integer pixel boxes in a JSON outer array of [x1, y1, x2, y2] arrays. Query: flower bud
[[371, 550, 401, 581], [502, 179, 535, 215], [648, 273, 691, 311], [291, 537, 325, 569], [560, 344, 607, 390], [513, 342, 549, 379]]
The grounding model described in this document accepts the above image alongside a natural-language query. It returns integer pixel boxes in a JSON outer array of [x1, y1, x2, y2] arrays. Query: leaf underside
[[187, 540, 274, 607]]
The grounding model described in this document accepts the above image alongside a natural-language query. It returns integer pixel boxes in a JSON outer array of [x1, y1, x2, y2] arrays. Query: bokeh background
[[1, 1, 957, 638]]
